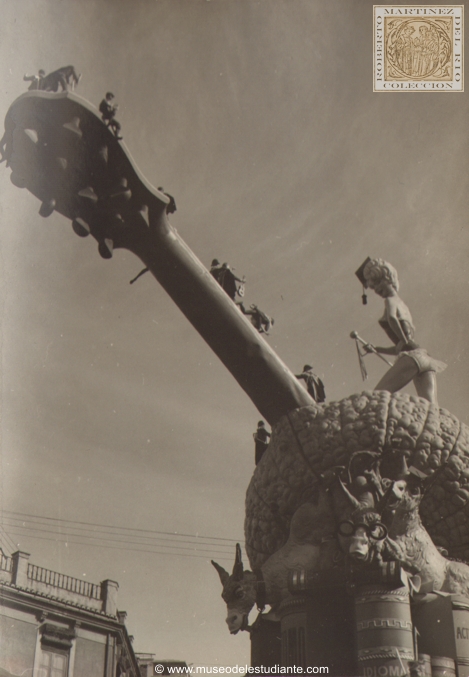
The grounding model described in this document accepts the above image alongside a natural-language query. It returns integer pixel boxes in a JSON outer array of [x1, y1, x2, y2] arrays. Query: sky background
[[0, 0, 469, 667]]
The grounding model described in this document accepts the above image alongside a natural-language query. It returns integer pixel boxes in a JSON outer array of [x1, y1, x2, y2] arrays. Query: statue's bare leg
[[375, 355, 419, 394], [413, 371, 438, 406]]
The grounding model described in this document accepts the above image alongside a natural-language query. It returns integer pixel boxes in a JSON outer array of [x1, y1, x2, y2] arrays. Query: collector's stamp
[[374, 6, 464, 91]]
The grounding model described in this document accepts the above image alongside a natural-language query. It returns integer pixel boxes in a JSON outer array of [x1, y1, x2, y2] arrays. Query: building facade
[[136, 655, 188, 676], [0, 550, 140, 677]]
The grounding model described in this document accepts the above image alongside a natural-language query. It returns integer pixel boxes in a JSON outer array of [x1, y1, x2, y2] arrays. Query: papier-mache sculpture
[[355, 257, 447, 405], [3, 81, 469, 675]]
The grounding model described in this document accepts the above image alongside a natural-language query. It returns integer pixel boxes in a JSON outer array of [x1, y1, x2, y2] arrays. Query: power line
[[0, 531, 12, 554], [5, 529, 236, 563], [3, 510, 242, 543], [3, 521, 237, 557], [0, 533, 12, 555], [0, 522, 18, 553], [0, 525, 17, 555], [2, 515, 239, 550], [1, 510, 244, 562]]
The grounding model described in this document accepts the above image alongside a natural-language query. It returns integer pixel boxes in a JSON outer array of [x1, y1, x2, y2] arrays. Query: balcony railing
[[0, 553, 12, 572], [27, 563, 101, 599]]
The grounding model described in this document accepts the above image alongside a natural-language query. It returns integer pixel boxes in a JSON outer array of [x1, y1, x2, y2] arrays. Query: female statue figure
[[360, 258, 446, 405]]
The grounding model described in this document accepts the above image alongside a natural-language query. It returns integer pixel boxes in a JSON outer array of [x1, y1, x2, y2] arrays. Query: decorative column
[[250, 616, 282, 669], [101, 579, 119, 616], [280, 570, 357, 676], [355, 584, 414, 677], [11, 550, 30, 587]]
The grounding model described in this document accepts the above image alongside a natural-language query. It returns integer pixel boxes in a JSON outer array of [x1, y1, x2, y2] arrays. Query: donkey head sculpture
[[339, 507, 388, 562], [211, 544, 257, 634], [337, 483, 389, 563], [336, 450, 432, 567], [334, 451, 399, 564]]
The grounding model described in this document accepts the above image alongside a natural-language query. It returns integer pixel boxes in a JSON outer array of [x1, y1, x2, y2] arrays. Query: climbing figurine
[[210, 259, 245, 302], [240, 303, 274, 335], [23, 69, 45, 91], [218, 263, 245, 302], [157, 187, 177, 214], [99, 92, 123, 140], [210, 259, 223, 283], [24, 66, 81, 92], [253, 421, 271, 465], [296, 365, 326, 403]]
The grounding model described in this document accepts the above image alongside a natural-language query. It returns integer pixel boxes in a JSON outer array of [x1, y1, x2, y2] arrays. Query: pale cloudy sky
[[0, 0, 468, 667]]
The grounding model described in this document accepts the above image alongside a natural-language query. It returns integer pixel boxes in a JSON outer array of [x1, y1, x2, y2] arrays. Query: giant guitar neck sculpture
[[2, 90, 313, 426], [6, 90, 469, 666]]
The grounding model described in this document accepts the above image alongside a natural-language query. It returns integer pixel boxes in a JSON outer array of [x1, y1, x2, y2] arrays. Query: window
[[39, 649, 68, 677], [38, 623, 75, 677]]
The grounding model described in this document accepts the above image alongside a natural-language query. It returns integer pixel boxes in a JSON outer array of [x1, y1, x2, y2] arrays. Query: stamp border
[[373, 5, 464, 92]]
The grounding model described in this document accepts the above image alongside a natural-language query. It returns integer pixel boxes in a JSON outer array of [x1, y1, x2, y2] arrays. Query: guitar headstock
[[2, 91, 314, 424], [2, 91, 170, 259]]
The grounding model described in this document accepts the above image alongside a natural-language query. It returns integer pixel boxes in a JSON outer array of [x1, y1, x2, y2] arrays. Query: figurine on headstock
[[23, 66, 81, 92], [355, 257, 446, 405]]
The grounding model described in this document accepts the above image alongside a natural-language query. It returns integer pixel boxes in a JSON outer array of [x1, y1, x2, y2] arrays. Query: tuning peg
[[39, 199, 56, 218], [10, 172, 27, 188], [72, 217, 90, 238], [98, 145, 108, 163], [23, 129, 39, 144], [78, 186, 98, 203], [138, 205, 150, 227], [98, 238, 113, 259], [111, 213, 125, 228], [109, 178, 132, 203], [62, 117, 82, 138]]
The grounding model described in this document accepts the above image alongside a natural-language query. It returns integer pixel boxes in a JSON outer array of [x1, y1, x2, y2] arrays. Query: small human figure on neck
[[360, 258, 446, 405], [99, 92, 123, 140]]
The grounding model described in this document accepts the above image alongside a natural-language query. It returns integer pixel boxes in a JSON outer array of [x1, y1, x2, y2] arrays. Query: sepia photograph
[[0, 1, 468, 675]]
